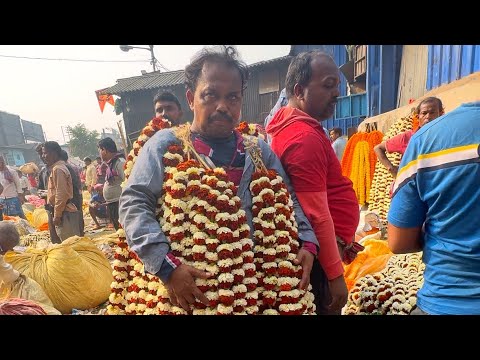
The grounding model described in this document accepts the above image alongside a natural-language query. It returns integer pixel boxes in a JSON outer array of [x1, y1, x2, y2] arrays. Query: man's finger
[[299, 271, 310, 290], [184, 292, 196, 305], [192, 286, 209, 306], [178, 296, 191, 312], [167, 289, 179, 307], [191, 268, 212, 279]]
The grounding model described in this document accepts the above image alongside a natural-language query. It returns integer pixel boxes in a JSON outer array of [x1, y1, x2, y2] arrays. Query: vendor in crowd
[[119, 45, 318, 313], [60, 150, 84, 236], [266, 50, 361, 314], [0, 155, 26, 219], [83, 157, 97, 194], [89, 183, 108, 230], [329, 127, 347, 161], [98, 137, 125, 231], [374, 97, 444, 178], [388, 101, 480, 315], [95, 156, 107, 185], [43, 141, 82, 243], [153, 91, 184, 125]]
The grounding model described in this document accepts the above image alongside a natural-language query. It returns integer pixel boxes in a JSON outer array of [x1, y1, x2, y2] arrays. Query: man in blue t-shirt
[[89, 183, 108, 230], [388, 102, 480, 315]]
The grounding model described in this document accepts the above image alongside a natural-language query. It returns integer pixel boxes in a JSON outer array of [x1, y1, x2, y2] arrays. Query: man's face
[[98, 147, 107, 162], [42, 148, 58, 167], [297, 56, 340, 122], [37, 148, 47, 164], [418, 101, 441, 127], [187, 61, 243, 139], [329, 131, 338, 141], [155, 100, 183, 125], [0, 156, 5, 170]]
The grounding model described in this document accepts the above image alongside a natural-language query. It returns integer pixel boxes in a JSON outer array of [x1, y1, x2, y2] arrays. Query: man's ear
[[186, 89, 195, 110], [293, 83, 305, 100]]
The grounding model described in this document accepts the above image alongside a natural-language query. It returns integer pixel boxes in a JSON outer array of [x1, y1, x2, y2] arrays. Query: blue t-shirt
[[388, 102, 480, 315]]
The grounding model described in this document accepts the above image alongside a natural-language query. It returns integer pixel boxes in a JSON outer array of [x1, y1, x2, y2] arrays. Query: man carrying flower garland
[[374, 97, 444, 178], [266, 51, 361, 315], [119, 46, 319, 313]]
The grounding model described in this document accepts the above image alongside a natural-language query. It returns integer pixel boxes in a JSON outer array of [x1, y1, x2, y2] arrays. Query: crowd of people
[[1, 45, 478, 316]]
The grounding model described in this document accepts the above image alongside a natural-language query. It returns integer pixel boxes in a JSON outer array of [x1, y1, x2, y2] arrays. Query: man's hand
[[53, 217, 62, 226], [328, 275, 348, 313], [293, 248, 314, 290], [388, 165, 398, 178], [165, 264, 212, 312]]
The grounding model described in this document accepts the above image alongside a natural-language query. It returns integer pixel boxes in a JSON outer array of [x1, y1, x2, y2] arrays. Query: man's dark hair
[[330, 127, 342, 136], [43, 141, 62, 158], [416, 96, 444, 114], [184, 45, 249, 94], [60, 150, 69, 161], [285, 51, 334, 99], [98, 137, 117, 153], [84, 157, 92, 163], [153, 91, 181, 110]]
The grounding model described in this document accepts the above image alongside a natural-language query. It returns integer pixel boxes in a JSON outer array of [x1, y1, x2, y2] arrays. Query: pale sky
[[0, 45, 290, 144]]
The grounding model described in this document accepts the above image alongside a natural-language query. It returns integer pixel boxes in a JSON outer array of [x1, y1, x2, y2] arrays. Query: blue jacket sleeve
[[119, 129, 179, 281]]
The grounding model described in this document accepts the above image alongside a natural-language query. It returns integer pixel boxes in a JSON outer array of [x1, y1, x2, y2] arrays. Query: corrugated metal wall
[[427, 45, 480, 90], [396, 45, 429, 107], [367, 45, 403, 117], [0, 111, 25, 146], [242, 61, 291, 124]]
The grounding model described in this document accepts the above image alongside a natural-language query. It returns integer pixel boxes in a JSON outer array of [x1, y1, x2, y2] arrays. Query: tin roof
[[101, 55, 292, 96]]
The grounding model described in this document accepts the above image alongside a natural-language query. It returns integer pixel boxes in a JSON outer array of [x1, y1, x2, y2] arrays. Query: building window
[[259, 68, 279, 95]]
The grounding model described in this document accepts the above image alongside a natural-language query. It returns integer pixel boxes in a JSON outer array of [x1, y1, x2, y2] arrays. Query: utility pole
[[149, 45, 157, 72]]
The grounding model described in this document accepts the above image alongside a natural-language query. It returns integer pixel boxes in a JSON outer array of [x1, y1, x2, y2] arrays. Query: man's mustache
[[208, 112, 233, 124]]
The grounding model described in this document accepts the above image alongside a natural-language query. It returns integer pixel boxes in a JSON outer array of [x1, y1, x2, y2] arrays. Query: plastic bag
[[1, 275, 61, 315], [344, 239, 392, 290], [5, 236, 113, 314], [32, 208, 49, 230]]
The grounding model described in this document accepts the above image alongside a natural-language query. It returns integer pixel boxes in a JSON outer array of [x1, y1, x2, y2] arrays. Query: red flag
[[95, 89, 115, 113]]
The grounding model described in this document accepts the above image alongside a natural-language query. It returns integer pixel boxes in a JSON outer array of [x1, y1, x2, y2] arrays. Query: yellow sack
[[32, 208, 49, 230], [5, 236, 113, 314], [1, 275, 61, 315]]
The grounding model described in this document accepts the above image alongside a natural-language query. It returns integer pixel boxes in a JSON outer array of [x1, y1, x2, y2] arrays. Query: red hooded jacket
[[266, 107, 359, 278]]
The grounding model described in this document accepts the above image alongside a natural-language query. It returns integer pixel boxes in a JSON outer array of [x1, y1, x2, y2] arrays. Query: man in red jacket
[[266, 51, 360, 314]]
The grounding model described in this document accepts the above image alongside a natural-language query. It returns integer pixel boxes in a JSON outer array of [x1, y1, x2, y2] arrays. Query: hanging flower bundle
[[107, 120, 315, 315], [124, 117, 172, 181], [368, 111, 416, 220], [341, 131, 383, 206]]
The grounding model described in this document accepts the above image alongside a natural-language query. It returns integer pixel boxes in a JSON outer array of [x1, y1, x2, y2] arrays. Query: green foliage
[[67, 124, 100, 159]]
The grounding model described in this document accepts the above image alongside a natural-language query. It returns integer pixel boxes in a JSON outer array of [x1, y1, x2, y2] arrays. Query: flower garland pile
[[107, 120, 315, 315], [344, 252, 424, 315]]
